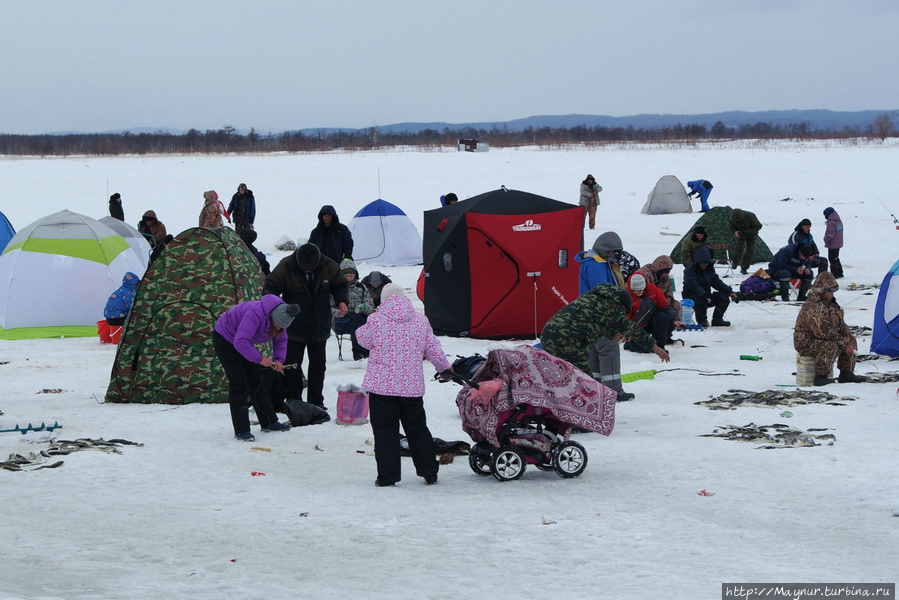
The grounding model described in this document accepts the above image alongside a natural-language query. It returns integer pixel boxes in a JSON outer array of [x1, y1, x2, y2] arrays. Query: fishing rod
[[874, 195, 899, 226]]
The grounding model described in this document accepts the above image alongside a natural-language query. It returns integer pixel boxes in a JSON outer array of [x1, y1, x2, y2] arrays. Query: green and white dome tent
[[0, 210, 147, 339]]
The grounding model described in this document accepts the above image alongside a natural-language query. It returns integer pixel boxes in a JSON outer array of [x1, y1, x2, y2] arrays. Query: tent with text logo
[[422, 188, 582, 339]]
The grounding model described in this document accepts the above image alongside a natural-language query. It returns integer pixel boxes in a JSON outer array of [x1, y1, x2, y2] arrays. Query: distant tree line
[[0, 113, 894, 156]]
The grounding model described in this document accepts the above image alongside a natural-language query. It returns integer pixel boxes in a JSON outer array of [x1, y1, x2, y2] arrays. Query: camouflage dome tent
[[669, 206, 774, 265], [105, 227, 264, 404]]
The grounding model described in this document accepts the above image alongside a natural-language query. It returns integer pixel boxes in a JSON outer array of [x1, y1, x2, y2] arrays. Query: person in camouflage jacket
[[330, 258, 373, 360], [728, 208, 763, 274], [541, 283, 670, 401], [680, 226, 708, 268], [265, 243, 349, 409], [793, 272, 865, 385]]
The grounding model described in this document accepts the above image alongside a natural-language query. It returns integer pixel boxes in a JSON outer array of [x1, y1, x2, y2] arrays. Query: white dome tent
[[641, 175, 693, 214], [348, 199, 423, 266], [0, 210, 147, 339]]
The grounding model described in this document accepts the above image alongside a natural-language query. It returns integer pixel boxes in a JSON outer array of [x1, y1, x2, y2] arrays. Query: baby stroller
[[453, 345, 617, 482]]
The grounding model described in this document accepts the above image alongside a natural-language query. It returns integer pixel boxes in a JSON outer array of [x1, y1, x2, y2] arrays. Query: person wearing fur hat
[[579, 174, 602, 230], [361, 271, 393, 308], [793, 272, 865, 386], [788, 218, 828, 276], [355, 283, 453, 486], [541, 283, 670, 402], [198, 190, 228, 228], [265, 243, 348, 411], [227, 183, 255, 233], [309, 205, 354, 264], [238, 228, 270, 275], [213, 295, 299, 441], [331, 258, 374, 360]]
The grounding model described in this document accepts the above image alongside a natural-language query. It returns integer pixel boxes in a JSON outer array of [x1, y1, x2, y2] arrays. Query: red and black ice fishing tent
[[422, 188, 583, 339]]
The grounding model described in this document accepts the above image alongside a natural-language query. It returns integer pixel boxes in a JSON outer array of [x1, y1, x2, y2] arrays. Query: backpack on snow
[[740, 274, 777, 300]]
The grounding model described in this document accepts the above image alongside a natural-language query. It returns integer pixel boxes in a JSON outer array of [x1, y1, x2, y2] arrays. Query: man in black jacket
[[265, 243, 348, 409], [682, 246, 738, 327], [308, 205, 354, 263]]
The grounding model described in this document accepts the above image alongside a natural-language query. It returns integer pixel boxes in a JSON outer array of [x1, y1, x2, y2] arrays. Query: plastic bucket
[[97, 320, 111, 344], [680, 299, 694, 325], [796, 355, 832, 386], [336, 391, 369, 425], [109, 325, 123, 345]]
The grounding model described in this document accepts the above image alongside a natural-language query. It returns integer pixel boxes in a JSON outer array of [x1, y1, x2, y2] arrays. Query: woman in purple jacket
[[356, 284, 453, 487], [214, 295, 300, 441]]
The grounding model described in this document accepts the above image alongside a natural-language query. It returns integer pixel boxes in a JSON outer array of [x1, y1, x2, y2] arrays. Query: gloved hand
[[354, 304, 367, 314], [703, 295, 715, 307], [437, 369, 455, 383]]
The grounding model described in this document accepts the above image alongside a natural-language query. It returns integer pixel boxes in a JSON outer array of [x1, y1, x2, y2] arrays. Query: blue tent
[[0, 211, 14, 254], [871, 258, 899, 357], [347, 199, 423, 266]]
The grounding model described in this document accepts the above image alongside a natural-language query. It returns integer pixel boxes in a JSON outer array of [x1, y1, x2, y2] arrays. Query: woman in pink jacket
[[356, 284, 453, 487], [214, 295, 299, 441]]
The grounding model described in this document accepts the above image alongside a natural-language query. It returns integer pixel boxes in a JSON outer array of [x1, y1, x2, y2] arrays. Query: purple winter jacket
[[356, 295, 451, 398], [215, 294, 288, 364], [823, 208, 844, 249]]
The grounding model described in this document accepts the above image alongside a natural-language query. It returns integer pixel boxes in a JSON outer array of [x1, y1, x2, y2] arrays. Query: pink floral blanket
[[455, 345, 617, 447]]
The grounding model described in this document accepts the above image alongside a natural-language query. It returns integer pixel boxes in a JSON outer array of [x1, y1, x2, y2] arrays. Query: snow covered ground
[[2, 141, 897, 600]]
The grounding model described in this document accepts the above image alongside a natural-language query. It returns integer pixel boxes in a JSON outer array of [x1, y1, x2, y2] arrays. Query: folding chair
[[707, 242, 734, 277], [335, 333, 349, 361]]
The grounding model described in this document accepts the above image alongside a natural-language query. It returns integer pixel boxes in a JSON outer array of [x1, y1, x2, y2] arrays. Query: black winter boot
[[837, 371, 866, 383], [831, 258, 844, 279], [710, 306, 730, 327], [813, 374, 834, 386], [796, 279, 812, 302], [779, 279, 791, 302]]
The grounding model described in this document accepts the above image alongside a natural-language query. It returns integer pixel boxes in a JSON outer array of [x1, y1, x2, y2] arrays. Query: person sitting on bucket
[[681, 246, 738, 327], [104, 272, 140, 328], [793, 272, 865, 386]]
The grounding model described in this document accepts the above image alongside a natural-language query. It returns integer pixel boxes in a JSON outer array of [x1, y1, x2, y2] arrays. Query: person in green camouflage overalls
[[541, 284, 670, 401]]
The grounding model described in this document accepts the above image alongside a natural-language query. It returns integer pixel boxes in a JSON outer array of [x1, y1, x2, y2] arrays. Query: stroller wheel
[[491, 447, 526, 482], [552, 441, 588, 478], [468, 443, 493, 476]]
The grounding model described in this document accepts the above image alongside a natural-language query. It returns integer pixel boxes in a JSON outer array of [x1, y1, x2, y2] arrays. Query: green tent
[[670, 206, 774, 266], [105, 227, 263, 404]]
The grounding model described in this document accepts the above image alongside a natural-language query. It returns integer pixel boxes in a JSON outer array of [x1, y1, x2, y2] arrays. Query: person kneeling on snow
[[104, 272, 140, 327], [355, 283, 453, 487], [681, 246, 738, 327], [213, 296, 299, 442], [541, 283, 670, 402], [623, 274, 682, 353], [793, 272, 865, 386]]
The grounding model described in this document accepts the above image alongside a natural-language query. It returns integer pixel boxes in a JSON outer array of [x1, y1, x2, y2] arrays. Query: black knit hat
[[295, 243, 321, 271]]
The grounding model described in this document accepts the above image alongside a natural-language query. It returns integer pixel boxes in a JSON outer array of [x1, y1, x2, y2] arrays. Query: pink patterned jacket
[[356, 295, 451, 398]]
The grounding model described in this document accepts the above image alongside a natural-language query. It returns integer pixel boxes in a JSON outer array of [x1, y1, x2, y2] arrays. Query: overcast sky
[[1, 0, 897, 135]]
